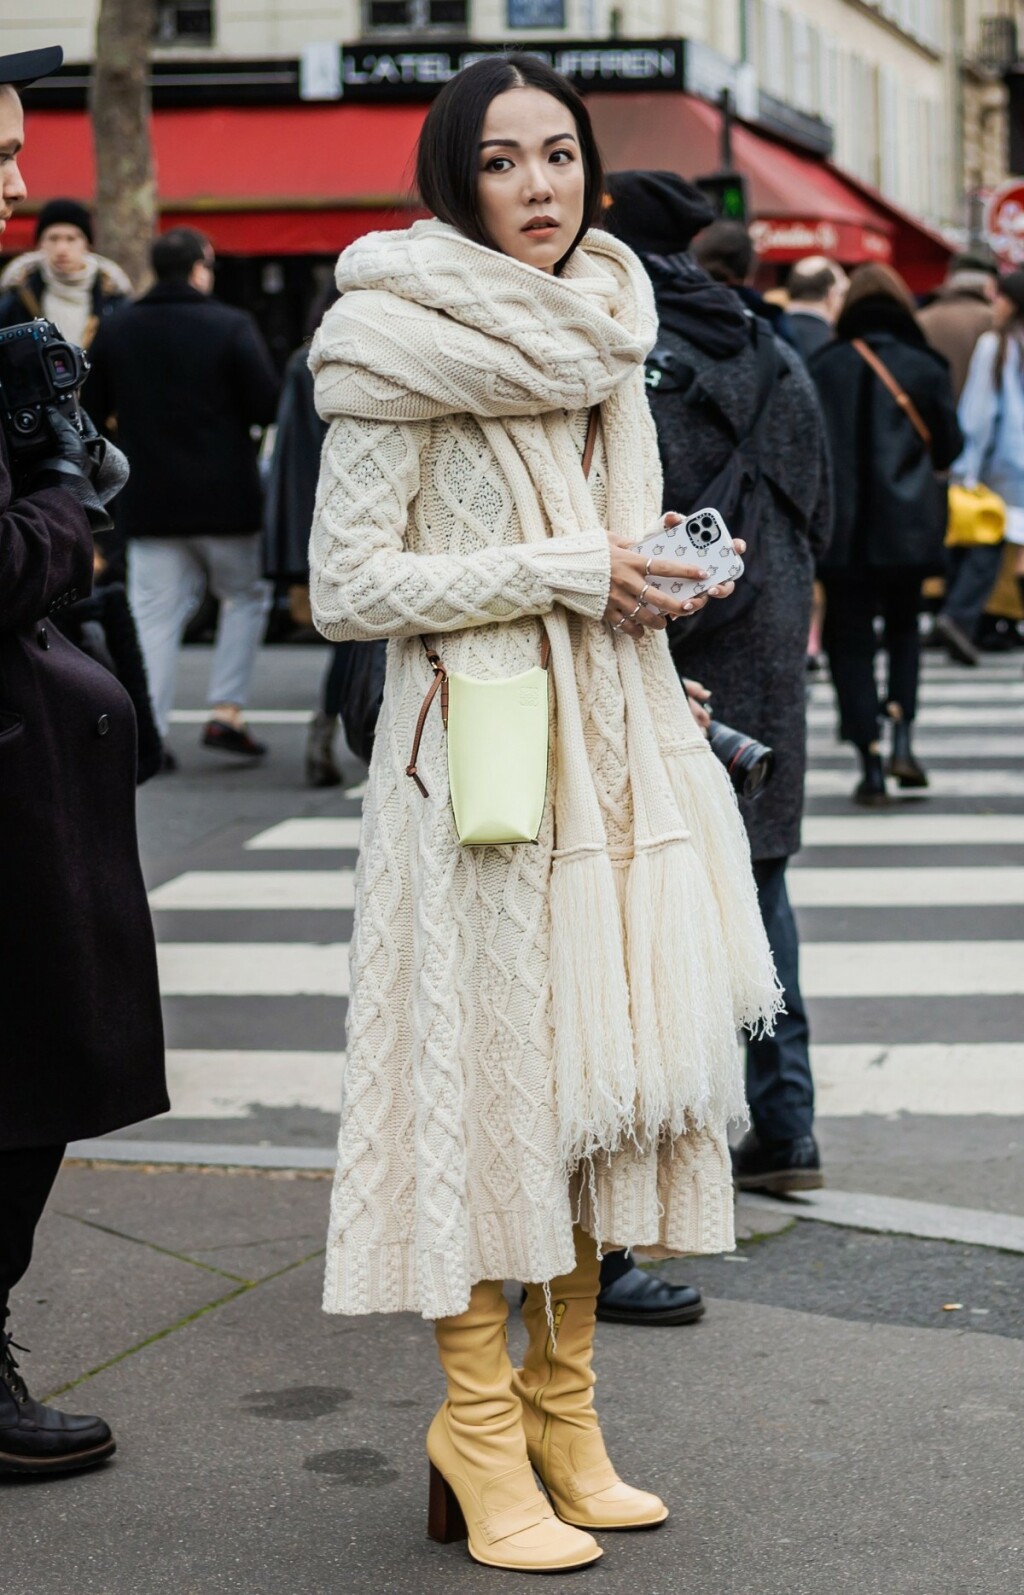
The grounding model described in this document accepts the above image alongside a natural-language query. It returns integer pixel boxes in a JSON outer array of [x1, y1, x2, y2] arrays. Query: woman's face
[[475, 86, 586, 273]]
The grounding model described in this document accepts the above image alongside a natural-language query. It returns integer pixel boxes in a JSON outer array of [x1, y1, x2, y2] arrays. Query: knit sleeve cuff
[[521, 533, 611, 620]]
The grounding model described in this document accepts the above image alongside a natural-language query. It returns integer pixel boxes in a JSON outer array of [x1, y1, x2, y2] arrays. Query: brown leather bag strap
[[408, 405, 599, 796], [852, 338, 933, 452], [407, 645, 448, 798]]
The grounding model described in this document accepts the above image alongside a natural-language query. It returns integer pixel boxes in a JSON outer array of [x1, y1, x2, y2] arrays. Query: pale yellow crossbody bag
[[406, 408, 599, 846]]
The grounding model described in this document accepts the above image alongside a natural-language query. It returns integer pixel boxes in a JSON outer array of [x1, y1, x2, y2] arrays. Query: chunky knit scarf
[[312, 219, 780, 1168]]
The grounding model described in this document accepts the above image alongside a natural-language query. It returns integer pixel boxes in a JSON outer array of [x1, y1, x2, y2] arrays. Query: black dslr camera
[[0, 317, 89, 460]]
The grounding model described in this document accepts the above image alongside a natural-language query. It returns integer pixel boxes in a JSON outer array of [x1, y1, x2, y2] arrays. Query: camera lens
[[708, 720, 775, 801]]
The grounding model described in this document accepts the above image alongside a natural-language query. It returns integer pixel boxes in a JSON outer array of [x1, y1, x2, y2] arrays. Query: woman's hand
[[683, 677, 712, 735], [603, 521, 746, 639]]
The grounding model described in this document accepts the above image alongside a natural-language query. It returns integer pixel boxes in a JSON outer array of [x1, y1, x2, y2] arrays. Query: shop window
[[364, 0, 469, 30], [155, 1, 214, 45]]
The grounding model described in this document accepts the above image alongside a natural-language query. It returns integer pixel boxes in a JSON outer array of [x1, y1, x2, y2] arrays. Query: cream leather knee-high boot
[[513, 1230, 668, 1530], [427, 1279, 601, 1571]]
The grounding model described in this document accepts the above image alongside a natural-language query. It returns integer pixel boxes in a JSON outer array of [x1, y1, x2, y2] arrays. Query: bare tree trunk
[[90, 0, 157, 291]]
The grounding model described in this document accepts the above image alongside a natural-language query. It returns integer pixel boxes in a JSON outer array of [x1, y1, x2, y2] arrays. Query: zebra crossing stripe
[[163, 1050, 344, 1117], [805, 768, 1024, 796], [801, 941, 1024, 998], [246, 817, 363, 851], [799, 814, 1024, 846], [811, 1043, 1024, 1116], [150, 871, 357, 911], [787, 868, 1024, 907], [156, 943, 350, 996]]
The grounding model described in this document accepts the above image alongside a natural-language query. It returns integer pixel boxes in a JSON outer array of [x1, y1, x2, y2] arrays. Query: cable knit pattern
[[310, 223, 779, 1318]]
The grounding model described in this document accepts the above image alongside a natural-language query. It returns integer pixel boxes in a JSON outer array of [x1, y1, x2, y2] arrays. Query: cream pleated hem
[[322, 1138, 736, 1320]]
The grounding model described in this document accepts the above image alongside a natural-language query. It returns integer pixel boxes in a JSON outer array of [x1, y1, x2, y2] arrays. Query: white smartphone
[[634, 508, 745, 603]]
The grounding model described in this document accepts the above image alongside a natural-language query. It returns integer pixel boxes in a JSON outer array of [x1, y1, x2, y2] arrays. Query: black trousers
[[746, 857, 814, 1144], [0, 1145, 65, 1323], [822, 571, 923, 748], [321, 642, 349, 719]]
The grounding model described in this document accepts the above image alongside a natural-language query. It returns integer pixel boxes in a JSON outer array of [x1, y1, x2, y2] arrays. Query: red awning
[[5, 95, 952, 289], [5, 103, 429, 255], [588, 92, 893, 266]]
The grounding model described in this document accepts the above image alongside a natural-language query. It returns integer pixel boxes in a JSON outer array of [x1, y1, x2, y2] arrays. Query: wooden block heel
[[427, 1460, 467, 1544]]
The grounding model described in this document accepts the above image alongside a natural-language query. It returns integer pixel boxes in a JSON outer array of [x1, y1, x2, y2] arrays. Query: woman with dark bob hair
[[309, 54, 779, 1572]]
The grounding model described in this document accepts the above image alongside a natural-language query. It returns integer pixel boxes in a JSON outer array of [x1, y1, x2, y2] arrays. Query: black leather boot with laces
[[0, 1323, 115, 1475]]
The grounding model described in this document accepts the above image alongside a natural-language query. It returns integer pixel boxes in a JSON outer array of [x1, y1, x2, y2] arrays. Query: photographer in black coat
[[809, 265, 962, 804], [0, 49, 167, 1476], [605, 171, 833, 1210]]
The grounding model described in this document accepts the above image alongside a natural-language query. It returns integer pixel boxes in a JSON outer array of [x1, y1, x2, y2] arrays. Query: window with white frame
[[155, 0, 213, 43], [364, 0, 469, 30]]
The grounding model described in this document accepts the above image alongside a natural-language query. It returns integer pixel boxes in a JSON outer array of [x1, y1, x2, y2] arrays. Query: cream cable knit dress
[[310, 221, 780, 1319]]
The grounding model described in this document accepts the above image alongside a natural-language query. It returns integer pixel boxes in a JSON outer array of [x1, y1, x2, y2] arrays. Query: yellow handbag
[[946, 483, 1007, 548], [406, 409, 598, 847]]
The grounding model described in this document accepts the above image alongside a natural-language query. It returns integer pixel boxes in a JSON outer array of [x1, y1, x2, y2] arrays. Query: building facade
[[2, 0, 969, 231]]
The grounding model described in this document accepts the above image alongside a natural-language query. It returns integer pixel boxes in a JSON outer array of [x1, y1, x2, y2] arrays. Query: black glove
[[23, 405, 115, 532]]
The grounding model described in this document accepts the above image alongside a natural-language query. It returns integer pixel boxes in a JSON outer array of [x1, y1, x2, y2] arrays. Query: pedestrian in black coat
[[809, 263, 963, 804], [84, 228, 281, 760], [0, 47, 167, 1474], [599, 170, 833, 1305], [85, 269, 278, 541]]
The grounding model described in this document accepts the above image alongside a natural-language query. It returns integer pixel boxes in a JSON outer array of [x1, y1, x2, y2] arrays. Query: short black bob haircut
[[152, 226, 211, 284], [415, 54, 605, 276]]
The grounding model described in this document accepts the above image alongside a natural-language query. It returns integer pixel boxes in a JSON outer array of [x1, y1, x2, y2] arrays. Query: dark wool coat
[[84, 283, 279, 540], [0, 437, 167, 1149], [648, 311, 833, 861], [809, 298, 962, 575], [263, 346, 325, 583]]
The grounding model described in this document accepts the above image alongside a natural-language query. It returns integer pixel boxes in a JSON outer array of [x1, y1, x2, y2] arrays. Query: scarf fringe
[[665, 745, 785, 1041], [550, 849, 636, 1170], [625, 837, 748, 1145]]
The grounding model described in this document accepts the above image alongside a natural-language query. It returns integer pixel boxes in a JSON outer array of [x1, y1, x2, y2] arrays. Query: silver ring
[[638, 583, 652, 608], [612, 615, 628, 632], [644, 556, 654, 580], [628, 601, 644, 622]]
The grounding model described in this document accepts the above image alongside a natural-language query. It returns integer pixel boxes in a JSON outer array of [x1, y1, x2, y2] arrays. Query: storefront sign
[[337, 38, 685, 99], [750, 217, 891, 264], [985, 179, 1024, 267]]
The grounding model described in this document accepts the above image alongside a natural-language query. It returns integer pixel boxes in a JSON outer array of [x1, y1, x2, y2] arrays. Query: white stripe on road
[[810, 674, 1024, 698], [789, 867, 1024, 907], [799, 814, 1024, 847], [164, 1049, 344, 1117], [802, 942, 1024, 998], [170, 709, 310, 724], [151, 865, 1024, 912], [154, 939, 1024, 999], [151, 871, 357, 911], [157, 943, 350, 996], [811, 1043, 1024, 1116], [805, 768, 1024, 796], [807, 735, 1024, 760], [246, 817, 363, 851], [807, 706, 1024, 729]]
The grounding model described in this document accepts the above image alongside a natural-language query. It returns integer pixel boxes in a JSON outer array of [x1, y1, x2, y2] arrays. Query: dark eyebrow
[[0, 140, 22, 155], [478, 132, 578, 151]]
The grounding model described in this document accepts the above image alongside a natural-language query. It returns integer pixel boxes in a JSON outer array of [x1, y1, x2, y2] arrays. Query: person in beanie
[[941, 268, 1024, 659], [0, 46, 167, 1477], [604, 169, 833, 1202], [0, 197, 131, 347]]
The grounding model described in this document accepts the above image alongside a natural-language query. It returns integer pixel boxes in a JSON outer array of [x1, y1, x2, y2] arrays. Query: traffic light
[[695, 171, 749, 223]]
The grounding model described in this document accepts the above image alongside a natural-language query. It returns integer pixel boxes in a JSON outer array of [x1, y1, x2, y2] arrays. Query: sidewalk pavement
[[3, 1163, 1022, 1595]]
